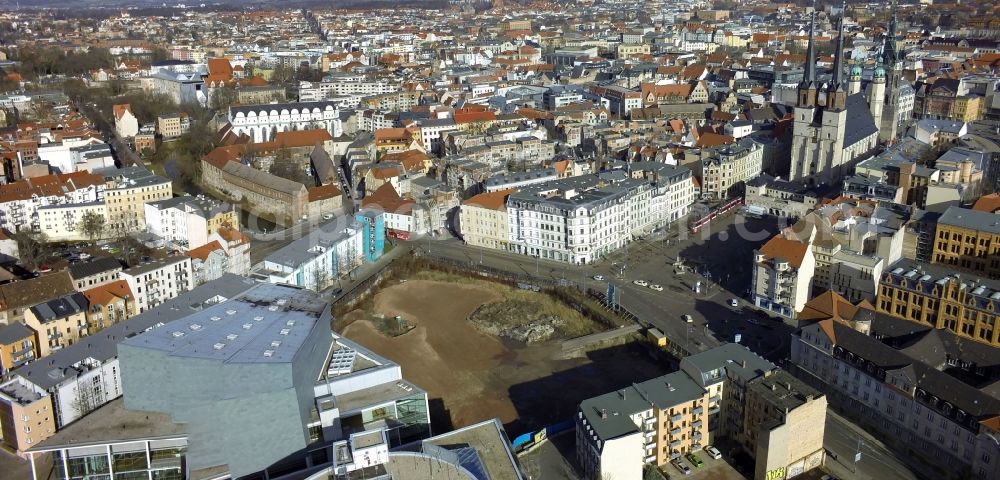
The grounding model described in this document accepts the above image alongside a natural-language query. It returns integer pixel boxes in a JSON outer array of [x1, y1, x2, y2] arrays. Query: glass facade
[[51, 444, 186, 480]]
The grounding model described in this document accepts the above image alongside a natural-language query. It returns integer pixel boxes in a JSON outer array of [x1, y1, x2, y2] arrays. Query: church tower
[[848, 65, 862, 95], [879, 0, 904, 143], [790, 1, 854, 185], [869, 66, 886, 131], [826, 0, 849, 111]]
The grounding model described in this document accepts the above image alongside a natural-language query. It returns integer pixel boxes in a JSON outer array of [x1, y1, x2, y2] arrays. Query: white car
[[649, 284, 664, 291], [593, 275, 604, 281], [705, 445, 722, 460], [633, 279, 649, 287], [322, 214, 334, 220], [729, 298, 739, 307], [672, 460, 692, 475], [682, 314, 693, 323]]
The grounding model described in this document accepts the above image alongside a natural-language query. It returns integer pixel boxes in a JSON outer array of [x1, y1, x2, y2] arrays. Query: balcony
[[670, 439, 683, 448], [692, 406, 704, 415], [644, 454, 656, 463], [692, 420, 703, 429], [708, 406, 720, 416], [670, 414, 683, 423]]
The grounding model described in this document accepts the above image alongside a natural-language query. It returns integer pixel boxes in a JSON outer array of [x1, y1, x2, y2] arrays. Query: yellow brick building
[[932, 207, 1000, 279], [877, 260, 1000, 347]]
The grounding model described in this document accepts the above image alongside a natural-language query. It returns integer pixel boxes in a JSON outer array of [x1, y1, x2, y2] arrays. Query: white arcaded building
[[229, 101, 344, 143]]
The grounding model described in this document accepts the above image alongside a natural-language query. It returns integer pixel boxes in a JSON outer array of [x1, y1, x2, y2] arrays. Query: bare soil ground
[[340, 276, 669, 436]]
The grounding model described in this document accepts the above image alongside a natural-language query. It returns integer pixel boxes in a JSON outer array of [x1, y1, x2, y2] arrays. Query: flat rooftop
[[29, 398, 186, 452], [121, 283, 326, 364], [749, 370, 823, 413]]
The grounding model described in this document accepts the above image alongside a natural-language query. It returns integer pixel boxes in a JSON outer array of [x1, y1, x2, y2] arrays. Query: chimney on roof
[[601, 408, 608, 419], [741, 359, 747, 368], [786, 382, 793, 391]]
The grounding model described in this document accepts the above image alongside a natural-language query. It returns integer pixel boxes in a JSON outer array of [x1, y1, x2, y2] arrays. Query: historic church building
[[789, 2, 902, 185]]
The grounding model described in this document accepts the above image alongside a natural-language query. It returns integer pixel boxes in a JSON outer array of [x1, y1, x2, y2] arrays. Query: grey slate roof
[[30, 293, 88, 323], [938, 206, 1000, 235], [580, 371, 705, 441], [842, 93, 879, 148], [0, 322, 34, 344], [13, 274, 257, 391], [681, 343, 776, 387], [68, 257, 122, 281]]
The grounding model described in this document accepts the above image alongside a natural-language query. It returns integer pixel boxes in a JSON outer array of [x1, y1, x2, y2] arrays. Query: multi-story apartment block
[[579, 344, 826, 480], [298, 76, 400, 101], [68, 257, 123, 290], [81, 280, 136, 332], [506, 168, 692, 264], [23, 293, 90, 357], [101, 166, 173, 234], [875, 259, 1000, 347], [752, 235, 815, 319], [144, 195, 238, 250], [0, 377, 56, 454], [0, 323, 37, 375], [700, 140, 763, 200], [0, 172, 105, 233], [577, 371, 710, 480], [932, 206, 1000, 279], [460, 189, 513, 250], [744, 371, 827, 480], [743, 174, 824, 220], [36, 201, 107, 242], [118, 256, 194, 313], [791, 316, 1000, 480], [258, 219, 365, 291], [155, 113, 189, 139]]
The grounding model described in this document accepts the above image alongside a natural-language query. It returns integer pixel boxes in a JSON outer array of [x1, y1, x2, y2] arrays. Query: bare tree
[[12, 230, 50, 270], [79, 211, 105, 245]]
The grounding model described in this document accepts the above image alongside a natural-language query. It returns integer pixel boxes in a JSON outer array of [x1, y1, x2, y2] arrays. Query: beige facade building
[[752, 235, 815, 319], [0, 377, 56, 453], [577, 370, 710, 480], [23, 293, 89, 358], [459, 189, 513, 250], [699, 140, 763, 200], [579, 344, 827, 480], [102, 167, 173, 234], [746, 371, 827, 480]]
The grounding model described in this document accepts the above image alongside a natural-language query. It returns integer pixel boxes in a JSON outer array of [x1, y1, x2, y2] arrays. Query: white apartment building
[[792, 319, 1000, 480], [37, 201, 107, 242], [298, 77, 400, 102], [0, 172, 105, 234], [119, 256, 194, 313], [506, 168, 693, 264], [144, 195, 236, 250], [258, 220, 365, 291], [101, 166, 174, 234], [229, 101, 344, 143], [752, 235, 816, 319]]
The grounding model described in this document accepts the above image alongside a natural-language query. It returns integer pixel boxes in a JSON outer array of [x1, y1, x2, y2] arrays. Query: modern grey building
[[28, 282, 430, 480]]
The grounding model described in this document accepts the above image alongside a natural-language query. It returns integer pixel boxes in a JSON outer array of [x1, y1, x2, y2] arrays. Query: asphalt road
[[824, 410, 920, 480], [418, 211, 793, 362]]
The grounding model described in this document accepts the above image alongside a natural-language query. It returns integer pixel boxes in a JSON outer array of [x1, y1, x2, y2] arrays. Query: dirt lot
[[340, 275, 669, 436]]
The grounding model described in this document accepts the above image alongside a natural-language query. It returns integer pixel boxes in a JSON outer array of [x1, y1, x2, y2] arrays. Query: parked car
[[705, 445, 722, 460], [633, 279, 649, 287], [682, 314, 693, 323], [593, 275, 604, 281], [686, 453, 704, 468], [649, 284, 664, 291], [322, 213, 334, 220], [671, 459, 692, 475], [729, 298, 739, 307]]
